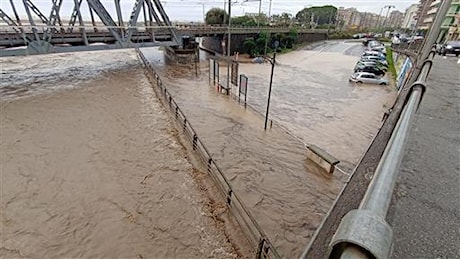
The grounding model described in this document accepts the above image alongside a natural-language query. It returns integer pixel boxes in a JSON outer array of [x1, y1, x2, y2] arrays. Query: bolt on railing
[[135, 48, 280, 259]]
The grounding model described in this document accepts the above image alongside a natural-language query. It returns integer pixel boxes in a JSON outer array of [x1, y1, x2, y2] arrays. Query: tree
[[295, 5, 337, 27], [205, 8, 228, 25], [279, 12, 292, 26]]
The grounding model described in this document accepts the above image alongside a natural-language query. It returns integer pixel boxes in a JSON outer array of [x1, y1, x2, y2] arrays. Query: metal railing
[[327, 50, 433, 259], [326, 38, 437, 260], [135, 48, 280, 259]]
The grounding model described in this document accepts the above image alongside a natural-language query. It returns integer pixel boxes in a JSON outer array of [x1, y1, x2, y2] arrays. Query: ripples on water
[[0, 49, 242, 258], [0, 50, 140, 101], [0, 44, 396, 258]]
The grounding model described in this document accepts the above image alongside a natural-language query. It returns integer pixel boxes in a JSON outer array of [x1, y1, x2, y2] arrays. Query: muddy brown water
[[140, 43, 396, 257], [1, 44, 397, 258], [0, 50, 242, 258]]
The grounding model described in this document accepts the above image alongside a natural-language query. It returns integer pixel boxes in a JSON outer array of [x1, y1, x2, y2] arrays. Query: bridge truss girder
[[1, 0, 180, 55]]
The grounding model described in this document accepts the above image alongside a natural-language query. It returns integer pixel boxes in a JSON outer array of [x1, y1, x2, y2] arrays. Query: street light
[[382, 5, 395, 31], [264, 40, 279, 130], [243, 0, 262, 27], [226, 0, 232, 91]]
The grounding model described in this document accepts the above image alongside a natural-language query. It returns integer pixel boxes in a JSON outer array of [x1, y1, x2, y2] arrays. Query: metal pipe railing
[[135, 48, 280, 259], [328, 56, 431, 260], [325, 0, 451, 257]]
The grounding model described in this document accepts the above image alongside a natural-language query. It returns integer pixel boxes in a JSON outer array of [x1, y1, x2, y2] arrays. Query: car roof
[[356, 72, 376, 76], [446, 41, 460, 46]]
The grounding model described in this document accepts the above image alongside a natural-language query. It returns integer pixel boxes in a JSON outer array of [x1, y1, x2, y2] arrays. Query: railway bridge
[[0, 0, 327, 56]]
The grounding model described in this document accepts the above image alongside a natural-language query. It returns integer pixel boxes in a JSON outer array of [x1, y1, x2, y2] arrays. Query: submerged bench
[[307, 144, 340, 174], [217, 83, 230, 95]]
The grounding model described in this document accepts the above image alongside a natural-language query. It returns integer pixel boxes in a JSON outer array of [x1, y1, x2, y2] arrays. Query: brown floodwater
[[141, 42, 397, 257], [0, 50, 243, 258], [0, 42, 397, 258]]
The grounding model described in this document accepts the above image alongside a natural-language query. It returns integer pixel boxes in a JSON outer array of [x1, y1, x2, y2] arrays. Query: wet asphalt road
[[389, 56, 460, 258]]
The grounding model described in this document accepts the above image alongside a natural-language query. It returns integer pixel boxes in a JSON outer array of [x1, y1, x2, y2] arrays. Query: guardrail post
[[226, 189, 233, 205], [256, 238, 266, 259], [183, 118, 187, 130], [175, 106, 179, 119], [192, 134, 197, 150]]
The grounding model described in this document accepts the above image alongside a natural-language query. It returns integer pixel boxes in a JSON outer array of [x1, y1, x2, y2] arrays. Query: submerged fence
[[135, 48, 280, 259]]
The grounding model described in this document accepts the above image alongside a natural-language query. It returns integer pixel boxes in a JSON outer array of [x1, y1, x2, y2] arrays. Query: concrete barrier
[[306, 144, 340, 174]]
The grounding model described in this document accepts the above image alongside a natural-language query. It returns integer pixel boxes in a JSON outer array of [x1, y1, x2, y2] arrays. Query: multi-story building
[[415, 0, 434, 29], [422, 0, 441, 29], [402, 4, 419, 29], [440, 0, 460, 41], [338, 7, 358, 29], [386, 10, 404, 28], [420, 0, 460, 41]]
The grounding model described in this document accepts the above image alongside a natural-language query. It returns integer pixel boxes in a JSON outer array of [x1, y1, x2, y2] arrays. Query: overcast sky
[[0, 0, 418, 23]]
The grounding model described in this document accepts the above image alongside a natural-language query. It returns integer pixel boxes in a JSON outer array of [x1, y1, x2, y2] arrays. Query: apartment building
[[419, 0, 460, 41], [415, 0, 434, 29], [402, 3, 419, 29], [386, 10, 404, 28]]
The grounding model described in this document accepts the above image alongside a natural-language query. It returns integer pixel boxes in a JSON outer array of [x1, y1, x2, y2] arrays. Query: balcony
[[424, 16, 434, 24], [427, 7, 439, 15], [430, 0, 441, 7]]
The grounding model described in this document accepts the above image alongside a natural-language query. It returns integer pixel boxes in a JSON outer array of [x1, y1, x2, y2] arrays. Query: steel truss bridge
[[0, 1, 328, 56], [0, 0, 181, 56]]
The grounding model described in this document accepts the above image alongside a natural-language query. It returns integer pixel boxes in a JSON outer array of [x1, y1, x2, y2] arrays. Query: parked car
[[439, 41, 460, 56], [349, 72, 389, 85], [354, 64, 386, 76], [361, 56, 388, 66], [362, 38, 376, 46], [362, 50, 386, 59], [355, 61, 388, 72]]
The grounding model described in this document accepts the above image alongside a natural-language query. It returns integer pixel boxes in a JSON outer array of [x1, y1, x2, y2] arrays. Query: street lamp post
[[382, 5, 395, 31], [226, 0, 232, 91], [264, 41, 279, 130], [376, 7, 384, 31]]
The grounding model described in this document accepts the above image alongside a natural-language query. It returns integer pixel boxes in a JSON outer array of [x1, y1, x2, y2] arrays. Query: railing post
[[256, 238, 266, 259], [207, 158, 212, 173], [192, 134, 197, 150], [226, 189, 233, 205]]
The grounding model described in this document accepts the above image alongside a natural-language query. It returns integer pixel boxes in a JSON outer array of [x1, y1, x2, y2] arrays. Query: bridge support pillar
[[27, 40, 53, 55]]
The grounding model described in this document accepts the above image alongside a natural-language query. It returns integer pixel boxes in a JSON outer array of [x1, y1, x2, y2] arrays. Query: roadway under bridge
[[0, 0, 328, 56]]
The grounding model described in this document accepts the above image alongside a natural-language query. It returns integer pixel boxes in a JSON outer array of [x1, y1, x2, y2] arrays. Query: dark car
[[440, 41, 460, 56], [363, 38, 376, 46], [354, 65, 386, 76]]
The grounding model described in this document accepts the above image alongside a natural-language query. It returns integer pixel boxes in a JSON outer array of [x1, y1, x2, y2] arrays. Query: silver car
[[349, 72, 389, 85]]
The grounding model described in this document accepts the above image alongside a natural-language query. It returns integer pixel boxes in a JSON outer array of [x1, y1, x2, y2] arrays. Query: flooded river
[[1, 41, 397, 258], [140, 41, 397, 257], [0, 50, 242, 258]]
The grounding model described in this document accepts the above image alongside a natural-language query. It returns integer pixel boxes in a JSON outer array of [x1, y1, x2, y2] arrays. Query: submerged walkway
[[146, 56, 346, 258]]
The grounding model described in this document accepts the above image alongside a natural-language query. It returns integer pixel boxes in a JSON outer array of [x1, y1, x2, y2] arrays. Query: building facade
[[415, 0, 434, 29], [387, 10, 404, 28], [402, 4, 419, 29], [440, 0, 460, 41]]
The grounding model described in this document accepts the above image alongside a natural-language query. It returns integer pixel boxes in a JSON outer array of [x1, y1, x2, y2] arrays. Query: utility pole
[[263, 0, 272, 56], [376, 6, 384, 31], [382, 5, 395, 31], [258, 0, 262, 27], [226, 0, 232, 91]]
